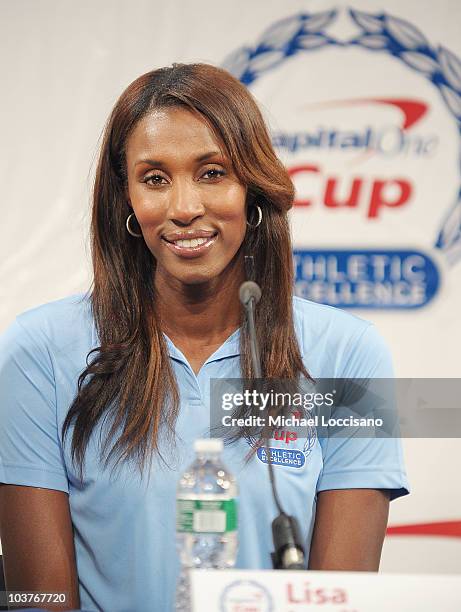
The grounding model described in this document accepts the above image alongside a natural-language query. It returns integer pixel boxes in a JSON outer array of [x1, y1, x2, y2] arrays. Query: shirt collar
[[163, 328, 241, 365]]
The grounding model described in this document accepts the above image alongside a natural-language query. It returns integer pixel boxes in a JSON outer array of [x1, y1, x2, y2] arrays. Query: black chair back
[[0, 555, 6, 610]]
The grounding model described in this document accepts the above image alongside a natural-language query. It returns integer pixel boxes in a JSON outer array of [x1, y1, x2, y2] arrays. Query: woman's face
[[125, 107, 248, 286]]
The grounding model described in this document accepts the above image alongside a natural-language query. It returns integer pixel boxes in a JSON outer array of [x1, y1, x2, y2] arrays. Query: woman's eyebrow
[[195, 150, 223, 162], [134, 150, 224, 167]]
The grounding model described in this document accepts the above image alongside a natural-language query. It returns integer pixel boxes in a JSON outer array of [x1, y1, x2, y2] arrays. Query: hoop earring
[[126, 213, 143, 238], [246, 205, 263, 229]]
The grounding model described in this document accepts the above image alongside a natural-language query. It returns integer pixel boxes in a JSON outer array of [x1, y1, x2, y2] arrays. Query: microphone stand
[[239, 280, 306, 570]]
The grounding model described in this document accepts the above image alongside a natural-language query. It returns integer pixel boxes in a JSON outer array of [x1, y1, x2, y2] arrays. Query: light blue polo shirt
[[0, 294, 409, 612]]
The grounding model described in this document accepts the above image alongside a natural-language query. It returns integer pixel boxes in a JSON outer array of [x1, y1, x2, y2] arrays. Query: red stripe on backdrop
[[386, 521, 461, 538]]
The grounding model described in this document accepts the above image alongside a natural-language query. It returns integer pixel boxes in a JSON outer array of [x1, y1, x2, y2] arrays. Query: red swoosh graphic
[[302, 98, 428, 130], [386, 521, 461, 538], [369, 98, 427, 129]]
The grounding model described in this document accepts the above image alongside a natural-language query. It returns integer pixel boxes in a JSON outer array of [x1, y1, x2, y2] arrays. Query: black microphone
[[239, 280, 306, 570], [239, 281, 262, 378]]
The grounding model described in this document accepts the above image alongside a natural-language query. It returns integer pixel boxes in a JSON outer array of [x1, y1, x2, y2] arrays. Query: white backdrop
[[1, 0, 460, 571]]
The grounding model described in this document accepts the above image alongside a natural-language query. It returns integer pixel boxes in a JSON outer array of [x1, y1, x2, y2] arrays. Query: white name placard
[[190, 569, 461, 611]]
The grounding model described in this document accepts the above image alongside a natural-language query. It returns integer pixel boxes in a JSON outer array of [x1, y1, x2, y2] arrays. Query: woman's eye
[[144, 174, 167, 186], [202, 168, 225, 179]]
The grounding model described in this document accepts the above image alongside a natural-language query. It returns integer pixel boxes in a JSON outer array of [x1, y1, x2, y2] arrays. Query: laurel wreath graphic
[[222, 8, 461, 265]]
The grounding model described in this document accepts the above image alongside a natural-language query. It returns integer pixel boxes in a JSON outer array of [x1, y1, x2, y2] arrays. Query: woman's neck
[[154, 262, 245, 344]]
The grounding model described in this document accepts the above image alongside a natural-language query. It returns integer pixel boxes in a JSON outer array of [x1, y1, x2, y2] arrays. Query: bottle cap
[[194, 438, 224, 454]]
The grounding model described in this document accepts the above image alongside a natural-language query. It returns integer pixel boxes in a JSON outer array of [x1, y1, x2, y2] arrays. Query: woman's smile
[[161, 230, 219, 258]]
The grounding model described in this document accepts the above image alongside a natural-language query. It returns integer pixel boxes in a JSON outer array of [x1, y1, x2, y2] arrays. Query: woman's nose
[[167, 180, 206, 225]]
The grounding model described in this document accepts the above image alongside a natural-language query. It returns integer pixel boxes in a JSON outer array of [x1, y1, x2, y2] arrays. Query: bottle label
[[176, 498, 237, 533]]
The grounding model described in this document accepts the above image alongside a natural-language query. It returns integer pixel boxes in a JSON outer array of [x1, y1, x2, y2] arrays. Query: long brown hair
[[61, 63, 310, 480]]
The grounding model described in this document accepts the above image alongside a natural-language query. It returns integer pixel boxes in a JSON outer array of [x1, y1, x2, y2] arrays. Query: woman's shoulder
[[16, 292, 91, 321], [292, 295, 371, 341], [292, 295, 392, 378], [1, 293, 95, 359]]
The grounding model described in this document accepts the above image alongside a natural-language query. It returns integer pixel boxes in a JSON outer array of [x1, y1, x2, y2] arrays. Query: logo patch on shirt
[[250, 423, 317, 468], [257, 446, 306, 468]]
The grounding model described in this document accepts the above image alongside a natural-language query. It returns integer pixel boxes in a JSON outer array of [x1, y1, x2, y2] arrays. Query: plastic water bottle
[[175, 438, 238, 611]]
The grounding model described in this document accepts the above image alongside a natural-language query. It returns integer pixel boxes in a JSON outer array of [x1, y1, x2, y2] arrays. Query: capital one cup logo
[[223, 9, 461, 309]]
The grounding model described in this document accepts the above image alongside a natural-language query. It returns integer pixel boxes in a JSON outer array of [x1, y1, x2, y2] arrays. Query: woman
[[0, 63, 409, 611]]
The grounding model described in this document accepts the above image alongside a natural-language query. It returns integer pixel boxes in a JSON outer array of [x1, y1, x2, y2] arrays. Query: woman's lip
[[161, 234, 218, 258], [162, 230, 217, 241]]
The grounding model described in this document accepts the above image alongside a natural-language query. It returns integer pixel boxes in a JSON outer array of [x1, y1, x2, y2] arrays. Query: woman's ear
[[125, 186, 132, 209], [245, 190, 256, 209]]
